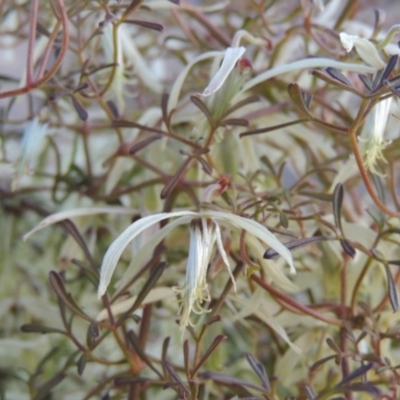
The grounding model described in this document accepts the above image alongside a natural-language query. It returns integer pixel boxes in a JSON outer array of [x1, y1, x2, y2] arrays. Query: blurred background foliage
[[1, 0, 400, 399]]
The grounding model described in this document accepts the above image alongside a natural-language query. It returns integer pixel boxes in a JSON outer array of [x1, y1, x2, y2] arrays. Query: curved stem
[[26, 0, 39, 85], [0, 0, 69, 99], [251, 274, 343, 326], [35, 20, 62, 80]]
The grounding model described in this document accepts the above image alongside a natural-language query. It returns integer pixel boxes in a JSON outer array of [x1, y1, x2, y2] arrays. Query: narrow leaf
[[191, 95, 214, 125], [49, 271, 93, 322], [326, 337, 341, 353], [264, 236, 334, 259], [384, 264, 399, 311], [340, 239, 356, 258], [310, 354, 338, 371], [122, 20, 164, 32], [199, 372, 264, 391], [337, 363, 373, 386], [287, 83, 313, 118], [77, 353, 87, 376], [221, 95, 260, 119], [127, 330, 163, 377], [20, 324, 65, 335], [336, 383, 380, 397], [161, 93, 170, 128], [163, 361, 190, 395], [311, 70, 362, 96], [161, 157, 191, 199], [191, 335, 227, 377], [378, 54, 398, 87], [129, 135, 162, 154], [358, 74, 372, 90], [246, 353, 271, 390], [71, 95, 88, 121], [240, 119, 308, 138], [33, 373, 65, 400], [107, 100, 119, 119], [333, 183, 344, 232], [303, 384, 316, 399], [220, 118, 249, 127], [326, 68, 353, 87]]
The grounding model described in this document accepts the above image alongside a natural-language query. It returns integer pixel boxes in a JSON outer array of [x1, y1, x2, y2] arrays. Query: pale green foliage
[[1, 1, 400, 399]]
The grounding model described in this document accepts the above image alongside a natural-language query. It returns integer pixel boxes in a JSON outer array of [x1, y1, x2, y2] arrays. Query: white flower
[[12, 117, 48, 191], [97, 210, 294, 331], [339, 32, 385, 69], [359, 97, 392, 175], [200, 46, 246, 97]]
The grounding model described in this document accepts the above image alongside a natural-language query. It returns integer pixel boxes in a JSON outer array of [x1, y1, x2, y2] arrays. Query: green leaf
[[287, 83, 313, 118]]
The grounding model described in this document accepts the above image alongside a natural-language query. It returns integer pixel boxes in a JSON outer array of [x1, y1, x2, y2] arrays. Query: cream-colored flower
[[359, 97, 393, 176], [97, 210, 294, 331], [12, 117, 48, 191]]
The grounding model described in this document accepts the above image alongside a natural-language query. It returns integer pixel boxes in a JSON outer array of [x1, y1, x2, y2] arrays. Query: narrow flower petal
[[114, 215, 194, 294], [23, 207, 139, 241], [178, 219, 213, 330], [359, 97, 392, 175], [98, 211, 198, 298], [237, 58, 376, 100], [340, 32, 385, 69], [205, 211, 295, 273], [201, 46, 246, 97], [168, 50, 222, 113], [214, 220, 236, 292]]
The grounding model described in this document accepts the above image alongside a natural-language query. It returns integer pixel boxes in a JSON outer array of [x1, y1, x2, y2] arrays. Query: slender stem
[[350, 258, 373, 313], [26, 0, 39, 85], [35, 21, 62, 80], [251, 275, 343, 326], [0, 0, 69, 99]]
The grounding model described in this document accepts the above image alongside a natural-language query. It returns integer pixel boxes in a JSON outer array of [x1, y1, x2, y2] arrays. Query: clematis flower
[[339, 32, 385, 69], [12, 117, 48, 191], [359, 97, 392, 176], [97, 210, 294, 331]]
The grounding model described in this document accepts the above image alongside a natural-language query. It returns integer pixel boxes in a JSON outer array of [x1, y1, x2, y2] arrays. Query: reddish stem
[[251, 274, 342, 326], [0, 0, 69, 99], [26, 0, 39, 85]]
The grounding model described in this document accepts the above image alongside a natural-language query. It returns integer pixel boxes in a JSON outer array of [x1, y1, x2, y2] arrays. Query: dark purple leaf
[[129, 135, 162, 154], [122, 19, 164, 32], [287, 83, 313, 118], [333, 183, 344, 233], [384, 263, 399, 311], [71, 95, 88, 121], [246, 353, 271, 390], [77, 353, 87, 376], [326, 68, 353, 87], [264, 236, 334, 259], [337, 363, 373, 386], [379, 54, 398, 86], [240, 118, 308, 138], [340, 239, 356, 258]]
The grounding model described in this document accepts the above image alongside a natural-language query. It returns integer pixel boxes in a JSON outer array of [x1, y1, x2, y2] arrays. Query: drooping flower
[[339, 32, 386, 69], [359, 97, 393, 176], [12, 117, 48, 191], [97, 210, 294, 331]]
